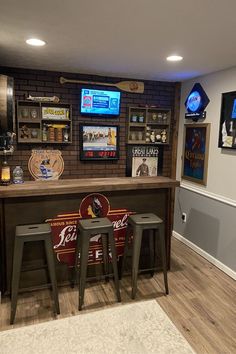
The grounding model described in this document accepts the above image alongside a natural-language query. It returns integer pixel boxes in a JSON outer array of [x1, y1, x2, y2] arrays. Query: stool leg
[[101, 233, 109, 282], [10, 238, 24, 325], [44, 237, 60, 315], [131, 226, 142, 299], [108, 230, 121, 302], [79, 232, 90, 310], [158, 223, 169, 295], [72, 230, 81, 288], [149, 229, 155, 277], [120, 223, 130, 279], [154, 229, 158, 269]]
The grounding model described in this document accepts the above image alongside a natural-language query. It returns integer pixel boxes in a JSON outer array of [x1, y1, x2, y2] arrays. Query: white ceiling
[[0, 0, 236, 82]]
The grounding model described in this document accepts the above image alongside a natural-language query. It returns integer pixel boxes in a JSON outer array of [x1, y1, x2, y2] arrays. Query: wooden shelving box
[[16, 101, 72, 144], [127, 106, 171, 145]]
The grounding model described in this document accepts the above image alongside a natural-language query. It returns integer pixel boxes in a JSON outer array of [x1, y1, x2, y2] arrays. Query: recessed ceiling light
[[166, 55, 183, 62], [26, 38, 46, 46]]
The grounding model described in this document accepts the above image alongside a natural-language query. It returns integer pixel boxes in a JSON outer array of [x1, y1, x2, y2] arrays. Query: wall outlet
[[182, 212, 187, 223]]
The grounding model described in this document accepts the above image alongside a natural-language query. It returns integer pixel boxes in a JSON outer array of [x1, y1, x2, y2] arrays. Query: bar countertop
[[0, 176, 180, 198]]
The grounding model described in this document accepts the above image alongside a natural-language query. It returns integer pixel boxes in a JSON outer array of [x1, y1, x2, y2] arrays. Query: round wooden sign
[[28, 149, 64, 180]]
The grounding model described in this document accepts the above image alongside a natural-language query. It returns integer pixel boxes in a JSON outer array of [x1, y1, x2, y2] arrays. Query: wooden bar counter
[[0, 176, 179, 294]]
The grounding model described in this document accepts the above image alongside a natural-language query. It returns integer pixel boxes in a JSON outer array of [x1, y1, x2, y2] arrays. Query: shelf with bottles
[[147, 109, 170, 125], [128, 125, 146, 144], [129, 107, 146, 124], [127, 106, 171, 145], [16, 100, 72, 144], [42, 123, 70, 144], [146, 126, 168, 144]]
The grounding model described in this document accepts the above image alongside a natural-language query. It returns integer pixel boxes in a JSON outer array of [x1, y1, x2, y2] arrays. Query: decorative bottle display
[[13, 166, 24, 184], [63, 126, 69, 142], [42, 124, 48, 142], [49, 126, 55, 141]]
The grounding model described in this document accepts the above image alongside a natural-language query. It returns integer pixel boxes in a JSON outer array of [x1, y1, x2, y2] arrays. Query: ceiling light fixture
[[166, 55, 183, 62], [26, 38, 46, 46]]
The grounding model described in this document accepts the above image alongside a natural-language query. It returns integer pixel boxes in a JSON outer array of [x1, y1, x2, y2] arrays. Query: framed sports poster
[[182, 124, 210, 185], [218, 91, 236, 149], [126, 145, 163, 177]]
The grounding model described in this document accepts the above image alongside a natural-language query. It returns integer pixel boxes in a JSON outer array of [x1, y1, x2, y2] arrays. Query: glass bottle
[[13, 166, 24, 184], [42, 124, 48, 142], [63, 126, 69, 142]]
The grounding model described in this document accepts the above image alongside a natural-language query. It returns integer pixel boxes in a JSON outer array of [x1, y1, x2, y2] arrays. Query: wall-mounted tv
[[79, 124, 119, 161], [80, 88, 121, 117]]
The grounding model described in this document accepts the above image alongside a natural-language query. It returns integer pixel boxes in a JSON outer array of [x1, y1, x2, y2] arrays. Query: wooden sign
[[42, 107, 69, 120], [28, 149, 64, 180]]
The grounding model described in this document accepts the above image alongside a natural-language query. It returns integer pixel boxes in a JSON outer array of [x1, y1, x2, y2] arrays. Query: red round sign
[[79, 193, 110, 218]]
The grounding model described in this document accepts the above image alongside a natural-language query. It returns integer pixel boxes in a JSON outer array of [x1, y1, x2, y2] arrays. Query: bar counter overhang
[[0, 176, 179, 294]]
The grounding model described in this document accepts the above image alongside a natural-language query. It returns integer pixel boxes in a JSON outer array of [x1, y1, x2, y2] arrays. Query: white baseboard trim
[[172, 231, 236, 281]]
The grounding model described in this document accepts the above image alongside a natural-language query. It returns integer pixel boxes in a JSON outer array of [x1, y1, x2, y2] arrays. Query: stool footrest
[[21, 264, 48, 272]]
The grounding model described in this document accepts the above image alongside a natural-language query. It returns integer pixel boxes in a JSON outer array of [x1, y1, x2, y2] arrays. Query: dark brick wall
[[0, 67, 180, 180]]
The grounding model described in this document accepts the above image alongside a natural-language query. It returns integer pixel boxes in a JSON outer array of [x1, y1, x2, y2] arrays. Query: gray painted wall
[[174, 66, 236, 275], [174, 187, 236, 272]]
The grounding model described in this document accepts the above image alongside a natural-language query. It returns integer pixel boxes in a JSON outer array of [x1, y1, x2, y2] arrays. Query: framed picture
[[182, 123, 210, 185], [218, 91, 236, 149], [79, 123, 119, 161], [126, 145, 163, 177]]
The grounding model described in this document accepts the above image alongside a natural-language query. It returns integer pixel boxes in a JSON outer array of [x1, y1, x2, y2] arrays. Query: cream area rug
[[0, 300, 195, 354]]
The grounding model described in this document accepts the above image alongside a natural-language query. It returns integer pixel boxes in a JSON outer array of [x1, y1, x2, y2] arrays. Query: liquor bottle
[[63, 126, 69, 142], [42, 124, 48, 142]]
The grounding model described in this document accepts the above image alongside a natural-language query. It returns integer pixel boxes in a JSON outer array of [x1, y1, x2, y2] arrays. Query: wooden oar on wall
[[60, 76, 144, 94]]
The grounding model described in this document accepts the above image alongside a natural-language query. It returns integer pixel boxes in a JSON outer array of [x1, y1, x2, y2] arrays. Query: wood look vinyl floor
[[1, 238, 236, 354]]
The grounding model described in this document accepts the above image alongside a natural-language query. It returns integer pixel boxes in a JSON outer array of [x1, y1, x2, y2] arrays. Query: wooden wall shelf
[[127, 106, 171, 145], [16, 101, 72, 144]]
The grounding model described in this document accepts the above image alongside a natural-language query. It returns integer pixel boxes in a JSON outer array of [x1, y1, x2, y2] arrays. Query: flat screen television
[[80, 88, 121, 117], [79, 124, 119, 161]]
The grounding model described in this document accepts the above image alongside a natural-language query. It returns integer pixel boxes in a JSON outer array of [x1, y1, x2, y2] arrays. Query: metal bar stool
[[10, 223, 60, 324], [74, 217, 121, 310], [121, 213, 169, 299]]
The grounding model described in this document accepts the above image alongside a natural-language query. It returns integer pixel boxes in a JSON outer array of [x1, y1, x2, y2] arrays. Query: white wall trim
[[172, 230, 236, 281], [180, 182, 236, 208]]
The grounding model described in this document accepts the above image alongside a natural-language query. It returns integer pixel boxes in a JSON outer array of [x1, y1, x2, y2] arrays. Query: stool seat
[[128, 213, 163, 226], [74, 217, 121, 310], [16, 223, 51, 237], [10, 222, 60, 324], [79, 217, 112, 231]]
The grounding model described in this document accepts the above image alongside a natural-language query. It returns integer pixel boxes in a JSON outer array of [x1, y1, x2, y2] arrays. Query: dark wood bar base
[[0, 177, 179, 294]]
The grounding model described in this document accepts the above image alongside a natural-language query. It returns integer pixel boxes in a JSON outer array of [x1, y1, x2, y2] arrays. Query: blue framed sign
[[185, 83, 210, 121], [182, 123, 210, 185]]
